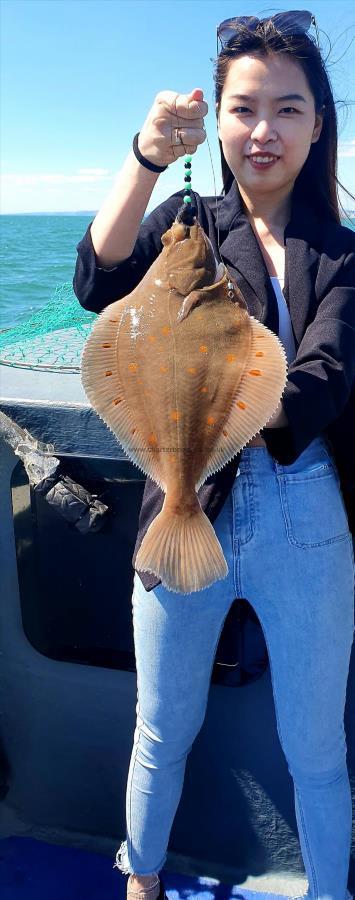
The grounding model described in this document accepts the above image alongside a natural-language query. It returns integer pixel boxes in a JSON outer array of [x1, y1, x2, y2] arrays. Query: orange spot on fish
[[255, 351, 264, 357], [200, 387, 208, 393], [207, 416, 215, 426], [148, 335, 156, 342], [187, 367, 197, 374], [160, 365, 168, 373], [147, 433, 158, 446], [223, 429, 228, 436], [108, 319, 118, 323], [249, 369, 262, 376], [170, 455, 176, 463], [128, 363, 138, 372], [199, 344, 208, 352], [256, 335, 266, 339], [170, 410, 180, 421], [102, 343, 112, 348], [237, 401, 247, 409], [226, 353, 237, 363], [105, 371, 113, 376], [161, 326, 171, 335], [112, 397, 123, 405], [132, 429, 136, 435]]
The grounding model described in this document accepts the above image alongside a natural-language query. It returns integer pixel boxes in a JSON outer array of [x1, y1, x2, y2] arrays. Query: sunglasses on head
[[216, 10, 320, 54]]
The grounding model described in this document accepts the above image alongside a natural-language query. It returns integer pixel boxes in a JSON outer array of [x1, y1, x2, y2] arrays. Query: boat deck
[[0, 835, 309, 898], [0, 350, 354, 898]]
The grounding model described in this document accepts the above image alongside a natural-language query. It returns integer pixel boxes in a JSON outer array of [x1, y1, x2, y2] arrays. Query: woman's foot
[[127, 872, 161, 900]]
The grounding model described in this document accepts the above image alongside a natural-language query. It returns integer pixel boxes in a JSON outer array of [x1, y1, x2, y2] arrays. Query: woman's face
[[216, 52, 323, 198]]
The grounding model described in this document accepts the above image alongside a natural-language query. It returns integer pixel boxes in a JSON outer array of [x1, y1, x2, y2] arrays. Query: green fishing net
[[0, 282, 96, 373]]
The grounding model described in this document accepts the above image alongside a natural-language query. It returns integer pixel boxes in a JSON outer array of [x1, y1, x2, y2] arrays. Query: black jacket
[[73, 179, 355, 594]]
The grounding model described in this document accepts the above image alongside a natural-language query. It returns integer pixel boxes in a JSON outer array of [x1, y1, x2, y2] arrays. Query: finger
[[186, 94, 209, 117], [169, 116, 206, 130], [175, 94, 208, 119], [169, 127, 207, 147], [188, 88, 204, 101], [171, 143, 197, 160], [156, 90, 208, 120]]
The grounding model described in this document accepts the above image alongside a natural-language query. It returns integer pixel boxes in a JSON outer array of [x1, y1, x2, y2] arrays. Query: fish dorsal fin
[[195, 316, 288, 490], [80, 304, 166, 491]]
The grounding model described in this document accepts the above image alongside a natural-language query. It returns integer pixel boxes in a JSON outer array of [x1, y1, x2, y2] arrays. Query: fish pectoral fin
[[177, 278, 228, 322], [177, 290, 205, 322], [176, 270, 249, 323]]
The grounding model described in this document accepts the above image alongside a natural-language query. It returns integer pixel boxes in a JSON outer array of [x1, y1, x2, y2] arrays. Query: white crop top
[[269, 276, 297, 366]]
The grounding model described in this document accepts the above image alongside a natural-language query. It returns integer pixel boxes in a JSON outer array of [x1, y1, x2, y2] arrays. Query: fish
[[80, 210, 288, 594]]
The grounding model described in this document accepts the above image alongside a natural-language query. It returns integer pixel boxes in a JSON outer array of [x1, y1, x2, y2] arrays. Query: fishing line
[[171, 96, 221, 254], [202, 112, 221, 256]]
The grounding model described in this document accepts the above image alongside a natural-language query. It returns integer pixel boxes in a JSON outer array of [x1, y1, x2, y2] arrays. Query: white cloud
[[1, 169, 112, 187], [0, 167, 115, 213], [339, 139, 355, 158], [78, 168, 111, 176]]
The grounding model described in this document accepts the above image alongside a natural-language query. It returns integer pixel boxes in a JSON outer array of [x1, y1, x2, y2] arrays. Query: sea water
[[1, 212, 354, 333]]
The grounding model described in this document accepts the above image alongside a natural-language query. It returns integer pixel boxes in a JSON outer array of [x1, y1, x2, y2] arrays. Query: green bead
[[184, 155, 192, 162], [183, 195, 192, 204], [184, 183, 191, 191]]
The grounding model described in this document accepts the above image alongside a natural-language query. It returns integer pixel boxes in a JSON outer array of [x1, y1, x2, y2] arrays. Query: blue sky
[[1, 0, 355, 214]]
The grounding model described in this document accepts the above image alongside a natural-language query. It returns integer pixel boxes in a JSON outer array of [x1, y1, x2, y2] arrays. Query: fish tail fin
[[135, 503, 228, 594]]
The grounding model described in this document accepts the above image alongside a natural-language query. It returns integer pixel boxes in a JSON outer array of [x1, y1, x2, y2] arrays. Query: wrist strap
[[132, 133, 168, 173]]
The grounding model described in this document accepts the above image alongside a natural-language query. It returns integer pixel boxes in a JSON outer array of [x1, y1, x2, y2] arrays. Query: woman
[[73, 12, 355, 899]]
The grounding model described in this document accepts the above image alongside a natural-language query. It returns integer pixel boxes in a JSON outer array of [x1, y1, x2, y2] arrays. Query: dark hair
[[213, 20, 354, 224]]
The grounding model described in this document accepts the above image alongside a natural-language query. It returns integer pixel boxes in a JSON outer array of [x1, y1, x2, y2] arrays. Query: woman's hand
[[137, 88, 208, 168]]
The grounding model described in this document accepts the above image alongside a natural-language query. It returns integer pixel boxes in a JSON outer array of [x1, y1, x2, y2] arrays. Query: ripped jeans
[[114, 435, 355, 899]]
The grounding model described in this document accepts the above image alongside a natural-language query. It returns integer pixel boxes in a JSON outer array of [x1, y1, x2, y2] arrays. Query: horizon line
[[2, 208, 355, 217], [0, 210, 100, 215]]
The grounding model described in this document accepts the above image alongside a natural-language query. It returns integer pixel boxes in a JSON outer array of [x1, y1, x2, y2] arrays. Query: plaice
[[80, 213, 288, 594]]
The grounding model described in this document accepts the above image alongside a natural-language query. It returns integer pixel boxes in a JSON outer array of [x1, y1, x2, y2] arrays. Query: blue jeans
[[114, 435, 355, 898]]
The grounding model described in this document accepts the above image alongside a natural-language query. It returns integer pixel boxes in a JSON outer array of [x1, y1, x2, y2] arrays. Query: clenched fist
[[137, 88, 208, 168]]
